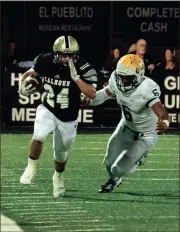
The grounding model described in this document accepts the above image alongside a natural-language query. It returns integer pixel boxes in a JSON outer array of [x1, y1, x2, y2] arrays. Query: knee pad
[[54, 151, 68, 163], [63, 138, 75, 151], [33, 123, 49, 142], [53, 138, 74, 162]]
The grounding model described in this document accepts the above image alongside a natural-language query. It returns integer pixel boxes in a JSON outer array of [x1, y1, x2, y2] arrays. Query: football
[[24, 75, 42, 92]]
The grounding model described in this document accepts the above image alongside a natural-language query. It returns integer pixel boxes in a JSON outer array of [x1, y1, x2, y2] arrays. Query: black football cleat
[[99, 178, 122, 193], [139, 160, 145, 166]]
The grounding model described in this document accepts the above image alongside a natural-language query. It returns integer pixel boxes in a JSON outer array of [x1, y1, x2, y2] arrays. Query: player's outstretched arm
[[75, 78, 96, 99], [151, 101, 170, 135], [84, 86, 113, 106]]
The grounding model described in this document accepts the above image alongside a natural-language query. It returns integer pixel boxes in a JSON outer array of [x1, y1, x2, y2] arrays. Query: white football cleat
[[20, 167, 36, 184], [52, 172, 65, 197]]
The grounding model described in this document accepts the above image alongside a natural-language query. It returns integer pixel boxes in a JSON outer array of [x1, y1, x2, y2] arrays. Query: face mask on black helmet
[[53, 35, 80, 65], [115, 54, 145, 93]]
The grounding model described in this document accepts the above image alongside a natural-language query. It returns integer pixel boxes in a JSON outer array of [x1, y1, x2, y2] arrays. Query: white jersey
[[108, 71, 161, 133]]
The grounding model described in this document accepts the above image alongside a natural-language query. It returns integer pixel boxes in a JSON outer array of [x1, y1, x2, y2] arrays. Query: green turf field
[[1, 133, 179, 232]]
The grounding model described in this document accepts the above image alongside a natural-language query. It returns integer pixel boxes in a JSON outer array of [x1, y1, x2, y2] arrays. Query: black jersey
[[33, 53, 98, 122]]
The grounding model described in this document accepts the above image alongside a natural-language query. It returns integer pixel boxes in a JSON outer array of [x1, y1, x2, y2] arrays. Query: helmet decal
[[116, 54, 145, 93]]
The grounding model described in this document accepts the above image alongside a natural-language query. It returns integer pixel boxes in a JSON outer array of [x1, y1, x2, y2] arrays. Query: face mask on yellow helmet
[[115, 54, 145, 92], [53, 35, 80, 65]]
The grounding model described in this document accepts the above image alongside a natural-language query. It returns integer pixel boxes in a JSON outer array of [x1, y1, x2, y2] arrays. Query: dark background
[[1, 1, 179, 130], [1, 1, 179, 69]]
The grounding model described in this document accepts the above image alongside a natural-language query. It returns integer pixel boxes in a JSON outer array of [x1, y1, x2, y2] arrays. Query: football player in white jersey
[[83, 54, 169, 193]]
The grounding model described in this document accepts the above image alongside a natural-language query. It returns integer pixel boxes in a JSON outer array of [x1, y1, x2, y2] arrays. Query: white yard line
[[148, 161, 178, 164], [34, 177, 179, 181], [0, 202, 99, 206], [74, 141, 179, 143], [1, 185, 39, 188], [79, 153, 178, 156], [1, 192, 48, 195], [18, 211, 87, 215], [72, 147, 178, 150], [85, 153, 178, 156], [33, 228, 114, 232], [69, 161, 179, 164], [25, 219, 105, 223], [2, 207, 83, 211], [1, 199, 178, 206], [33, 225, 114, 228], [1, 177, 179, 185], [36, 229, 176, 232], [107, 215, 179, 219], [1, 196, 62, 199], [1, 147, 179, 150], [76, 136, 179, 139], [1, 168, 178, 176]]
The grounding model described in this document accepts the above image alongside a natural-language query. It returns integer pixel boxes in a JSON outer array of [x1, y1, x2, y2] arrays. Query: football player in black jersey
[[19, 35, 98, 197]]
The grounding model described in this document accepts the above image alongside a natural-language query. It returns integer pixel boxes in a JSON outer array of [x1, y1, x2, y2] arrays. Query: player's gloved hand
[[156, 120, 169, 135], [68, 59, 80, 82], [80, 93, 92, 106], [18, 83, 36, 96]]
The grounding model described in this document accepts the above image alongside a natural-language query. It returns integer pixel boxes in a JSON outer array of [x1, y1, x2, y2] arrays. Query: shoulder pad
[[34, 53, 53, 64]]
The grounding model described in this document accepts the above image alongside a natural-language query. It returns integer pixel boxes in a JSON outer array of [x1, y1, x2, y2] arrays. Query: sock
[[112, 176, 120, 182], [54, 170, 63, 177], [28, 157, 38, 169]]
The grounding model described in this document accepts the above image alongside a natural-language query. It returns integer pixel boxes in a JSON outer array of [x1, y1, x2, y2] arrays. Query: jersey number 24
[[44, 83, 69, 109]]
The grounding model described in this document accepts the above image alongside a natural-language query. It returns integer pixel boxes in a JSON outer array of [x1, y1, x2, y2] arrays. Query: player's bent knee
[[63, 138, 75, 150], [54, 151, 68, 163], [33, 125, 50, 142], [33, 132, 48, 142]]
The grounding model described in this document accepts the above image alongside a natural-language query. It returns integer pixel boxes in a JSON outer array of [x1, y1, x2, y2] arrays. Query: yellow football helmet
[[115, 54, 145, 92], [53, 35, 80, 64]]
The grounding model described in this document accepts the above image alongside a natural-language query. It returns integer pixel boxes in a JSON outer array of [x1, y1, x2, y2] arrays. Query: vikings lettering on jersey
[[109, 71, 161, 133]]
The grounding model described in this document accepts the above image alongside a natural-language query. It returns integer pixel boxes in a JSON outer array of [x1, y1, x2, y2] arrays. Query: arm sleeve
[[77, 58, 98, 86], [90, 88, 112, 106]]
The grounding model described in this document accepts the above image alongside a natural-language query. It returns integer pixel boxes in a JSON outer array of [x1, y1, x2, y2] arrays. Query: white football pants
[[33, 104, 78, 162], [104, 119, 158, 178]]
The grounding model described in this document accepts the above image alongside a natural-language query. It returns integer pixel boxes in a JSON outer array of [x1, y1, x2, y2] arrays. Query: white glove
[[68, 59, 80, 82], [18, 83, 37, 96]]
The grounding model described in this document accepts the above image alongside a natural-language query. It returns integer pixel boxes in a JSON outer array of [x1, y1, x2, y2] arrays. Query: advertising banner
[[24, 1, 111, 69], [113, 1, 179, 46], [2, 71, 178, 128], [2, 72, 95, 127]]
